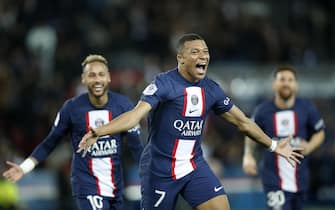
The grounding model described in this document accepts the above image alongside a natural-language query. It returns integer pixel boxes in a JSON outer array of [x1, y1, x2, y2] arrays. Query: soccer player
[[78, 34, 303, 210], [242, 66, 325, 210], [2, 55, 144, 210]]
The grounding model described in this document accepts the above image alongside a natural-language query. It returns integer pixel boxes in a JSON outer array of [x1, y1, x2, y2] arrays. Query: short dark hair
[[273, 65, 297, 79], [176, 33, 205, 54]]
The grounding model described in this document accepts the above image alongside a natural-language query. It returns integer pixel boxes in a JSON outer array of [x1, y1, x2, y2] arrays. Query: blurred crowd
[[0, 0, 335, 209]]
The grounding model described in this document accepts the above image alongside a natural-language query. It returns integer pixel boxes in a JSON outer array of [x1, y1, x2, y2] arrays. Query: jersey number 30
[[267, 190, 285, 208]]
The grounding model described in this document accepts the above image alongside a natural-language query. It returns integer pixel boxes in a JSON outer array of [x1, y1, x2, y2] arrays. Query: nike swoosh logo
[[189, 109, 198, 113], [214, 186, 223, 192]]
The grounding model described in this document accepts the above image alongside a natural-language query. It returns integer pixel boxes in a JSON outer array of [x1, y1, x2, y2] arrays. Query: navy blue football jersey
[[139, 68, 233, 179], [253, 98, 325, 192], [30, 92, 143, 198]]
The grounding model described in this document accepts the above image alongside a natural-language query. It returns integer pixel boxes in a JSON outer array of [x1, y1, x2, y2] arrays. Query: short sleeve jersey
[[253, 98, 325, 192], [140, 68, 233, 180]]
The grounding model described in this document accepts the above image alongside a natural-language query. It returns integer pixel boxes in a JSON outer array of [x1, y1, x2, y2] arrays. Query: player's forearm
[[222, 106, 273, 150], [31, 131, 64, 162], [306, 130, 325, 154], [94, 109, 141, 136], [94, 101, 151, 137], [244, 136, 257, 156], [242, 118, 272, 149]]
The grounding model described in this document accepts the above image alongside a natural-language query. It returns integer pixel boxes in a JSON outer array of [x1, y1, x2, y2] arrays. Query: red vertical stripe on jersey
[[294, 112, 299, 191], [275, 154, 282, 189], [190, 146, 196, 170], [110, 157, 117, 195], [273, 112, 282, 190], [295, 164, 299, 191], [201, 88, 205, 116], [273, 113, 281, 189], [108, 111, 113, 136], [85, 112, 90, 132], [273, 114, 277, 136], [89, 159, 101, 195], [294, 112, 298, 134], [171, 139, 179, 180], [109, 111, 113, 121], [182, 89, 188, 117]]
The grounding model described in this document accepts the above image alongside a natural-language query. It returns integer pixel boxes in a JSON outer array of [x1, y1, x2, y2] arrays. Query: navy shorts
[[141, 163, 225, 210], [75, 195, 122, 210], [263, 186, 306, 210]]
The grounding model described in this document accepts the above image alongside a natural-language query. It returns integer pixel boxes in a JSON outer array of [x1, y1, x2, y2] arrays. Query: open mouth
[[93, 84, 104, 92], [195, 64, 206, 70]]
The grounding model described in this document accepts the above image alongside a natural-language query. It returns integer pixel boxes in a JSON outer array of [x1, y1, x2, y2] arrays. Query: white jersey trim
[[171, 139, 196, 180], [90, 157, 116, 197]]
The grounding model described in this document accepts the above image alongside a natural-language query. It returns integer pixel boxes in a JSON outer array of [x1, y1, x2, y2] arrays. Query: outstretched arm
[[221, 105, 304, 166], [3, 107, 69, 182], [77, 101, 152, 156]]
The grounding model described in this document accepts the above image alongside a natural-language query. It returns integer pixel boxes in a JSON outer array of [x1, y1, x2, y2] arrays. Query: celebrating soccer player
[[3, 55, 144, 210], [78, 34, 304, 210], [243, 66, 325, 210]]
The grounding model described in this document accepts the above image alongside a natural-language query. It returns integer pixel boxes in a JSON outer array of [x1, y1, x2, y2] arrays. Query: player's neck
[[274, 96, 295, 109], [178, 66, 199, 83], [88, 94, 108, 108]]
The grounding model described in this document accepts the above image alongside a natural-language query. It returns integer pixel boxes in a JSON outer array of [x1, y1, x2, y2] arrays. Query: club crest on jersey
[[94, 118, 105, 127], [191, 95, 199, 105], [274, 110, 296, 137], [143, 83, 158, 95], [183, 87, 205, 117], [281, 119, 289, 126], [86, 110, 111, 132], [95, 118, 105, 127]]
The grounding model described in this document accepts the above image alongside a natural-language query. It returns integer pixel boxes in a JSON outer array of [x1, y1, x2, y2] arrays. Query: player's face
[[273, 70, 297, 100], [82, 62, 111, 98], [177, 40, 210, 83]]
